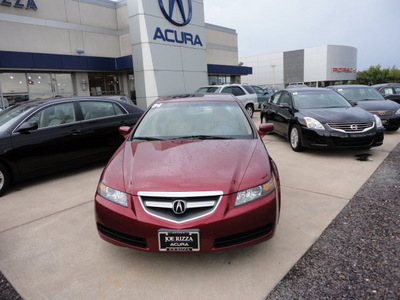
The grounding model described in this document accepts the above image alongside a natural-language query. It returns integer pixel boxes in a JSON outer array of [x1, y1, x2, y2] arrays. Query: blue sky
[[204, 0, 400, 71]]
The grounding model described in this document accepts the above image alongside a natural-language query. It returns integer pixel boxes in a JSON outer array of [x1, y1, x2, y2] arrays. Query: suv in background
[[195, 84, 258, 117], [373, 83, 400, 104]]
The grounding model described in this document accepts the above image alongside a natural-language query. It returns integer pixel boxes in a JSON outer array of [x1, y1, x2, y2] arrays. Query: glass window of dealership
[[0, 0, 251, 107], [1, 1, 356, 106]]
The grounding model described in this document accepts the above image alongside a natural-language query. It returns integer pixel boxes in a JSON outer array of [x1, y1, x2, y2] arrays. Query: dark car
[[372, 83, 400, 104], [327, 85, 400, 131], [260, 88, 384, 152], [0, 97, 144, 195], [95, 94, 280, 252]]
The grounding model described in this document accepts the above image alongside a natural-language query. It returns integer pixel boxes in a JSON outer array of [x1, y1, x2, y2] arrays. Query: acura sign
[[154, 0, 203, 47], [159, 0, 192, 26]]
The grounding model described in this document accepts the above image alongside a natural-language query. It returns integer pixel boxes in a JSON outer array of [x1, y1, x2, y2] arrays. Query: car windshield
[[292, 91, 352, 109], [131, 101, 254, 140], [337, 87, 385, 101], [0, 104, 37, 131], [195, 87, 219, 93]]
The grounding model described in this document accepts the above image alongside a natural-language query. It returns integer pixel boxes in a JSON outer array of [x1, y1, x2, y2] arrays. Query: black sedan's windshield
[[336, 87, 385, 101], [0, 104, 37, 131], [132, 101, 254, 140], [292, 91, 352, 109]]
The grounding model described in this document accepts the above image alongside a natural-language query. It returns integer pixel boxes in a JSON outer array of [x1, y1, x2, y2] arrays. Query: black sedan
[[372, 83, 400, 104], [260, 88, 384, 152], [327, 85, 400, 131], [0, 97, 144, 195]]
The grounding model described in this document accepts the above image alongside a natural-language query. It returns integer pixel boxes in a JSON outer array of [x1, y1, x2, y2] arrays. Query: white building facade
[[0, 0, 251, 108], [241, 45, 357, 89]]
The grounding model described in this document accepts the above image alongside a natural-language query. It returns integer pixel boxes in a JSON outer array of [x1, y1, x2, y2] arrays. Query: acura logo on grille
[[172, 200, 187, 214], [350, 124, 358, 130]]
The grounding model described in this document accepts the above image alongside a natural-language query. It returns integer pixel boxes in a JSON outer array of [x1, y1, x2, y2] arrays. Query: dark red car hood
[[102, 139, 272, 196]]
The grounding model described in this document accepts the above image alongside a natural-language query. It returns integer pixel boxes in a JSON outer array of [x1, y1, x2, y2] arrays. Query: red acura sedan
[[95, 94, 281, 252]]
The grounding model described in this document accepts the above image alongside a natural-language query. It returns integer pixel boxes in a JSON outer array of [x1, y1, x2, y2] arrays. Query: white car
[[195, 84, 258, 117]]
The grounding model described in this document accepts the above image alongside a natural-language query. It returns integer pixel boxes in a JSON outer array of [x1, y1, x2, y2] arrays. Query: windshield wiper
[[172, 135, 231, 140], [132, 136, 165, 141]]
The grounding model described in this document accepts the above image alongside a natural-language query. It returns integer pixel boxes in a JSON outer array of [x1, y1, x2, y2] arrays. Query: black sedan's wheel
[[289, 125, 305, 152], [0, 163, 11, 196], [245, 104, 254, 118], [261, 115, 268, 124]]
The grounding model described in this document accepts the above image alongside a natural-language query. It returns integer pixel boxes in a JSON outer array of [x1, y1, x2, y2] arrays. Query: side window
[[242, 85, 256, 94], [221, 87, 233, 94], [270, 92, 282, 104], [277, 92, 291, 105], [28, 103, 76, 129], [381, 88, 393, 95], [231, 87, 246, 96], [80, 101, 125, 120], [394, 87, 400, 94]]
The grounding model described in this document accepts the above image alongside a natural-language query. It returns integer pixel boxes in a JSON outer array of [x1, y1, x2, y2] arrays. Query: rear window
[[195, 87, 219, 93]]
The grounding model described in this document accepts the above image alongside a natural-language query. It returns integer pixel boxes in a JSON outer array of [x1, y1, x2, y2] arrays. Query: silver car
[[195, 84, 258, 117]]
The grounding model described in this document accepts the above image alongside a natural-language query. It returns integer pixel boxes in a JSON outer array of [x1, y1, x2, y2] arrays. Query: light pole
[[271, 64, 276, 88]]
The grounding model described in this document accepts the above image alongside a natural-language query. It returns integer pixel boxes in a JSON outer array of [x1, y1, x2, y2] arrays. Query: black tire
[[385, 126, 399, 131], [0, 163, 11, 196], [261, 115, 268, 124], [245, 104, 254, 118], [289, 125, 305, 152]]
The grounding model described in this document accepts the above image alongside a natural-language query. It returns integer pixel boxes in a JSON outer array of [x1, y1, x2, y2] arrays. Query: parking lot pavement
[[1, 116, 399, 300]]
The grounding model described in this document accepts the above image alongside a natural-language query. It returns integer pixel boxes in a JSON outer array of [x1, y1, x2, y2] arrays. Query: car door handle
[[70, 129, 81, 136]]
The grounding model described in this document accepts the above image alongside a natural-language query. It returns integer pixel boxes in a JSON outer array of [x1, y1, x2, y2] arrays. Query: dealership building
[[240, 45, 357, 89], [0, 0, 252, 108], [0, 1, 359, 109]]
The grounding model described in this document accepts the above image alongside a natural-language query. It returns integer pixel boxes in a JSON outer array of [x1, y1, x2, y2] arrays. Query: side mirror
[[278, 103, 291, 109], [119, 126, 131, 139], [16, 121, 38, 133], [258, 123, 274, 137]]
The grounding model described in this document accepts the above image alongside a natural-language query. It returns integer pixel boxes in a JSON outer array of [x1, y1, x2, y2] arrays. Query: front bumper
[[95, 190, 279, 252], [300, 127, 384, 149]]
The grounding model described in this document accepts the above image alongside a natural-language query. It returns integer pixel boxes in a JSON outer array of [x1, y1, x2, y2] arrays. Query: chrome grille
[[327, 122, 374, 133], [369, 110, 394, 116], [138, 191, 222, 223]]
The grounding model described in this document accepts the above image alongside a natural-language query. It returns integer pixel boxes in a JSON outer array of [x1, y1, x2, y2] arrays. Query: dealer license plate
[[158, 229, 200, 252]]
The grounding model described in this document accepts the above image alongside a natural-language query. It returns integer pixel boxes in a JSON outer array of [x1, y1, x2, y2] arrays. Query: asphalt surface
[[267, 141, 400, 299], [1, 141, 399, 300]]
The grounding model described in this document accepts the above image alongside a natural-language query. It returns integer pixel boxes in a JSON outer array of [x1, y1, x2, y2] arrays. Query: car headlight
[[373, 114, 383, 128], [97, 182, 128, 207], [235, 178, 275, 207], [395, 108, 400, 115], [304, 117, 325, 130]]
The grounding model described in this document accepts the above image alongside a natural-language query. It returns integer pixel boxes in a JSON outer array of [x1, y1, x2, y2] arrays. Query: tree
[[354, 65, 391, 85]]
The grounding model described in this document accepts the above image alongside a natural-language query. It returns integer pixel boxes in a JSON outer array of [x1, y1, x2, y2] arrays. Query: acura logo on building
[[159, 0, 192, 26], [172, 200, 187, 214]]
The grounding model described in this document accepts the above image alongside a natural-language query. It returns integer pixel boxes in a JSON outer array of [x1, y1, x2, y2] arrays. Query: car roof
[[156, 93, 238, 103], [5, 96, 133, 111], [327, 85, 373, 89], [372, 83, 400, 88], [284, 87, 332, 93]]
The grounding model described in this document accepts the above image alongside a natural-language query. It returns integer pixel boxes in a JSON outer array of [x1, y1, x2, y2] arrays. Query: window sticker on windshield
[[338, 89, 343, 92], [152, 103, 162, 108]]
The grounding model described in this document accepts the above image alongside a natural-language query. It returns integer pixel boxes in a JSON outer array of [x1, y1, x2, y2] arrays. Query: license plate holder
[[158, 229, 200, 252]]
